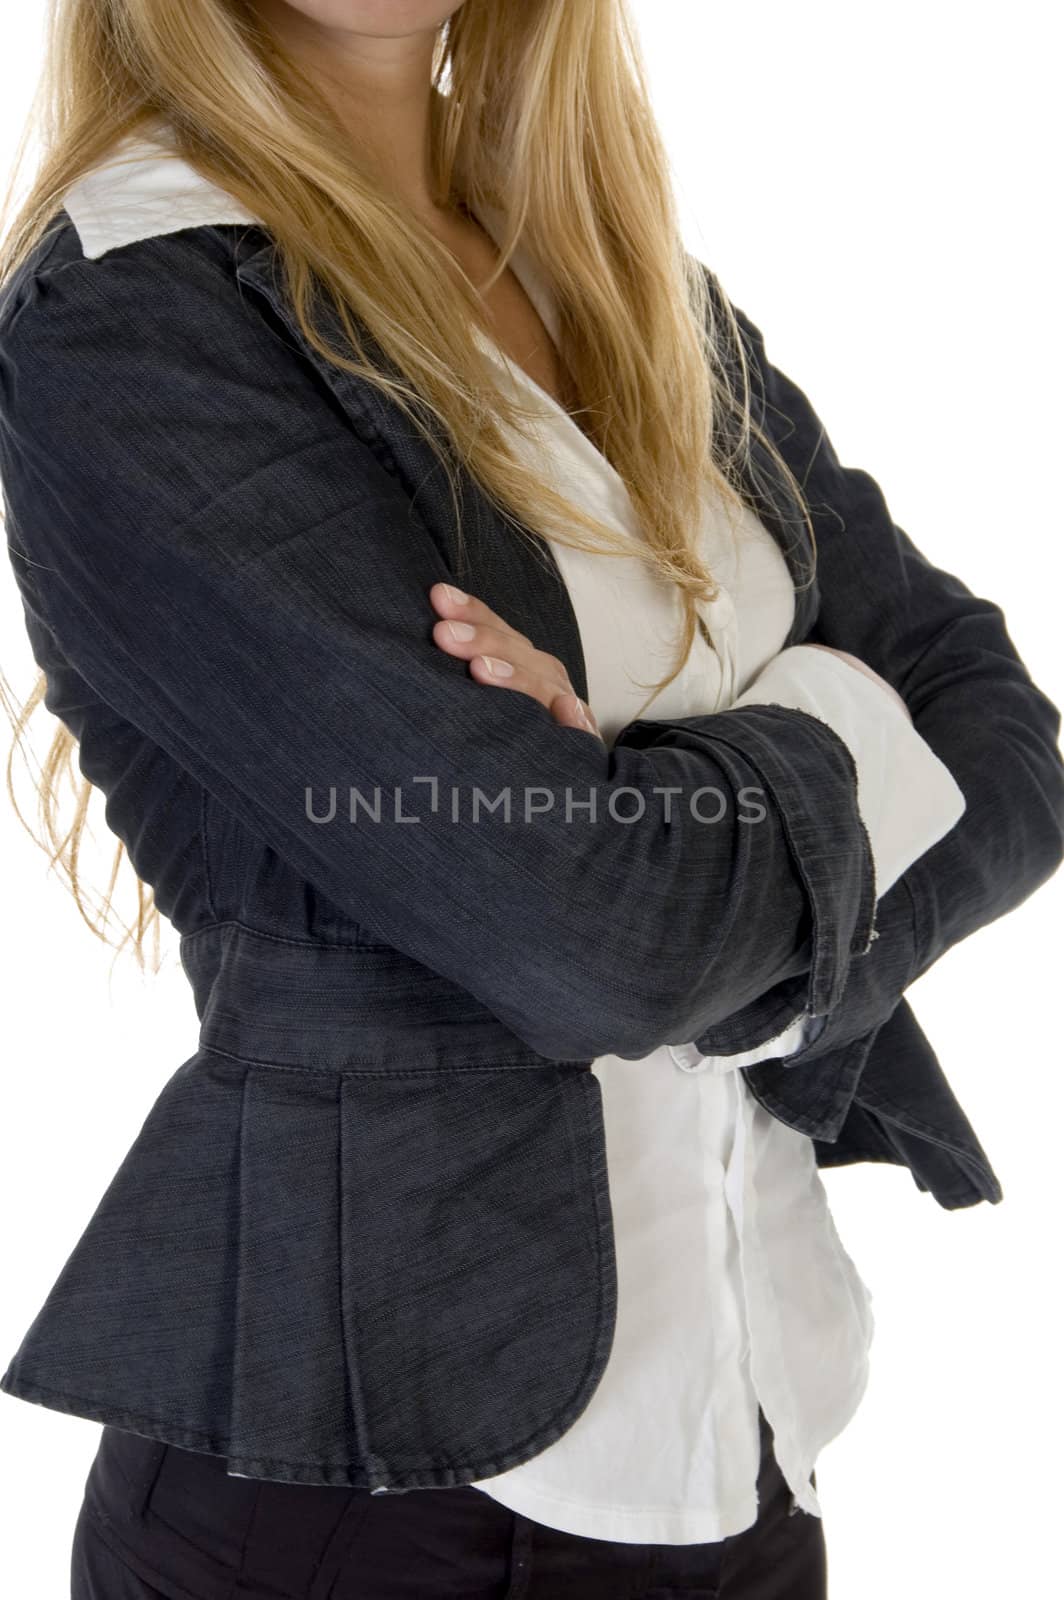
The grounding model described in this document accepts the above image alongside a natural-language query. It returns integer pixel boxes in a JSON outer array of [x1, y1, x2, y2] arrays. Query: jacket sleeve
[[0, 241, 877, 1063], [689, 282, 1064, 1065]]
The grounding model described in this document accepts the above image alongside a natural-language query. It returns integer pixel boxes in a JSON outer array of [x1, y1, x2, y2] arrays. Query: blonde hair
[[0, 0, 815, 970]]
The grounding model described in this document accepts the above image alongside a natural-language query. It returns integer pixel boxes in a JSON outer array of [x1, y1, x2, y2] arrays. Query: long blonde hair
[[0, 0, 815, 971]]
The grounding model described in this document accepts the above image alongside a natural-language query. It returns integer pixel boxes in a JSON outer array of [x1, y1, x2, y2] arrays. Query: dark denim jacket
[[1, 211, 1061, 1492]]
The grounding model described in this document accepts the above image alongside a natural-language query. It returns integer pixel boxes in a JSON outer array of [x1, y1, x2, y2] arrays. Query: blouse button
[[700, 588, 735, 626]]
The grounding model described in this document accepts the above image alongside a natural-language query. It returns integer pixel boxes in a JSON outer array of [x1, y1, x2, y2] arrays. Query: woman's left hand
[[429, 582, 603, 741]]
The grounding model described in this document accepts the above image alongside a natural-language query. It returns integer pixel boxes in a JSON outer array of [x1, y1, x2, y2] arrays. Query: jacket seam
[[195, 1042, 589, 1076], [853, 1087, 998, 1185], [179, 916, 397, 953], [900, 861, 928, 980], [197, 789, 218, 922]]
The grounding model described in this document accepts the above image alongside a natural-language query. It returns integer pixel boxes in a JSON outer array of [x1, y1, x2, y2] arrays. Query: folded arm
[[686, 280, 1064, 1065], [1, 238, 879, 1063]]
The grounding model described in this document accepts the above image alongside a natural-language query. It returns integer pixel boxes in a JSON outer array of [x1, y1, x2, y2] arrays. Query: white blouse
[[465, 209, 966, 1544]]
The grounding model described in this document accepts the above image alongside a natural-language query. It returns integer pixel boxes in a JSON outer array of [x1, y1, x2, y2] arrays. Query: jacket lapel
[[234, 236, 819, 705], [235, 238, 595, 698]]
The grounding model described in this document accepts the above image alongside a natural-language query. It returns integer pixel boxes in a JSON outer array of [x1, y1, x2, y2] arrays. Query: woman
[[1, 1, 1061, 1596]]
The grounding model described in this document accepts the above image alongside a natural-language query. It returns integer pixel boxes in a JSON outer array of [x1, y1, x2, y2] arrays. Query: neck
[[251, 1, 449, 224]]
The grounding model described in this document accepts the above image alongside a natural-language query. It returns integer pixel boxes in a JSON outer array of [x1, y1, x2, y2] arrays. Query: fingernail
[[482, 656, 514, 677], [578, 702, 597, 732], [443, 584, 468, 604], [447, 621, 476, 640]]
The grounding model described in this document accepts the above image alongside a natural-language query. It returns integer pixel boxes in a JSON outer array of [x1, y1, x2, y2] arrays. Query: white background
[[1, 2, 1061, 1595]]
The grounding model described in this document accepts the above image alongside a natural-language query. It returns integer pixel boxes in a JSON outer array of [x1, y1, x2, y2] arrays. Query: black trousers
[[70, 1408, 826, 1599]]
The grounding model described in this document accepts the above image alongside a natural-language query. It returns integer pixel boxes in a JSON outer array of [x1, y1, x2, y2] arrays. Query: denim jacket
[[1, 197, 1062, 1492]]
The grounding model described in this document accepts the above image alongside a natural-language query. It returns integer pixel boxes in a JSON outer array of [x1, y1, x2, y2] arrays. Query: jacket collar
[[59, 126, 818, 661]]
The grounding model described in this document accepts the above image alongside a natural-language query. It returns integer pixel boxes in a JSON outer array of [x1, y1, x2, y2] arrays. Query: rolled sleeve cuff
[[730, 646, 967, 904], [670, 1009, 817, 1074]]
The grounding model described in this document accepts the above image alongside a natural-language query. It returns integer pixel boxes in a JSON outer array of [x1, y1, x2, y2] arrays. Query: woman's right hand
[[800, 644, 911, 722], [428, 581, 604, 740]]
